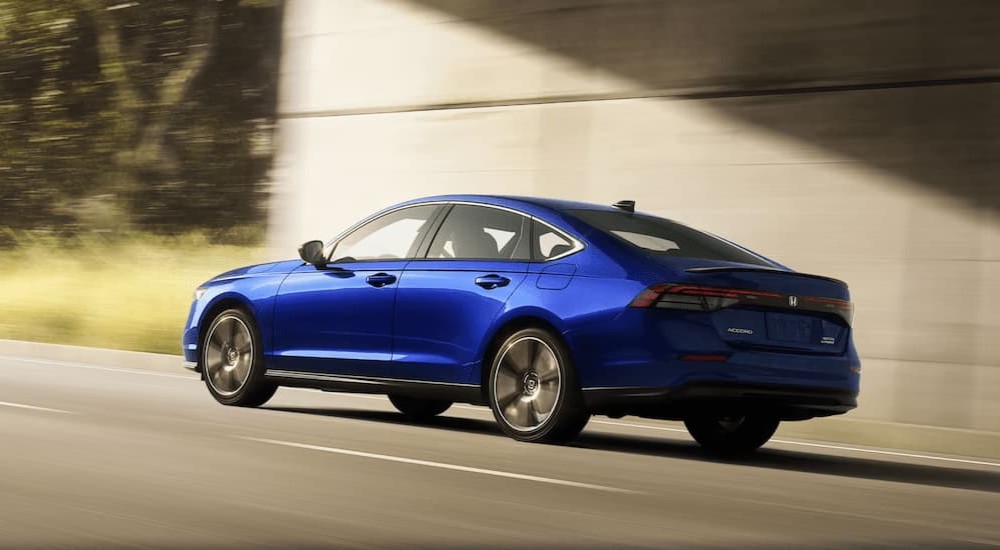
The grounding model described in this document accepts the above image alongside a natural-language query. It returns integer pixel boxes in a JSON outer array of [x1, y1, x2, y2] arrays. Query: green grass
[[0, 233, 264, 354]]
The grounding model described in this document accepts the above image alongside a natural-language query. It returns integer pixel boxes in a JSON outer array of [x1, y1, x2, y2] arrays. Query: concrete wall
[[269, 0, 1000, 447]]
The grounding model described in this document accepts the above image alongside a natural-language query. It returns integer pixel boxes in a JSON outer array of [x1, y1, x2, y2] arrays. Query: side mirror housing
[[298, 240, 326, 267]]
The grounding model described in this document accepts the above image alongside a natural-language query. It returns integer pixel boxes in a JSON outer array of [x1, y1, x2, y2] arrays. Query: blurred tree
[[0, 0, 280, 241]]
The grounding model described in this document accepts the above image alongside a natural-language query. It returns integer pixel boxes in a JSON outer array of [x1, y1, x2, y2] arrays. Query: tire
[[388, 394, 452, 420], [201, 308, 277, 407], [684, 412, 780, 454], [487, 327, 589, 443]]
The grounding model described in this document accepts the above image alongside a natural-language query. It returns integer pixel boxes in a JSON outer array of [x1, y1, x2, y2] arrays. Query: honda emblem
[[789, 296, 798, 307]]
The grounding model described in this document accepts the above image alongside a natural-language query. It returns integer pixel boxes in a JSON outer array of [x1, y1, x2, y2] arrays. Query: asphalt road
[[0, 353, 998, 549]]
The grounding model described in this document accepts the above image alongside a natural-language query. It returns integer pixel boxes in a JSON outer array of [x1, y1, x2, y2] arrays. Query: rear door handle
[[366, 273, 397, 287], [475, 274, 510, 290]]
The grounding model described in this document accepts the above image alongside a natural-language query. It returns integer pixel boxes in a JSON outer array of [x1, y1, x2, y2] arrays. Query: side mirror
[[298, 240, 326, 267]]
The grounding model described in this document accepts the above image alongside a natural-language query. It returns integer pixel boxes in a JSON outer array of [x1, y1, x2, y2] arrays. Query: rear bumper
[[583, 382, 858, 421]]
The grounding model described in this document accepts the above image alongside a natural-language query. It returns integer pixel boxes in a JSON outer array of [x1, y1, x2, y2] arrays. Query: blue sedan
[[183, 195, 859, 453]]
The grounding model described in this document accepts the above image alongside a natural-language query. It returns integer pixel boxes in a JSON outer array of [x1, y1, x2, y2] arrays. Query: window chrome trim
[[325, 199, 585, 264]]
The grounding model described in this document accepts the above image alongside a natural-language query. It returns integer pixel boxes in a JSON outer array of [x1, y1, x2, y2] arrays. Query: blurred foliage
[[0, 233, 261, 353], [0, 0, 281, 242]]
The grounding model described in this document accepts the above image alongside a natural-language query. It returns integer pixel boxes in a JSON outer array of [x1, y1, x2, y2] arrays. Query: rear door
[[392, 204, 530, 383]]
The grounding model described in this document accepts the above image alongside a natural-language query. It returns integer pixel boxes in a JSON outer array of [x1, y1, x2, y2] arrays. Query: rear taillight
[[802, 295, 854, 324], [629, 283, 853, 324]]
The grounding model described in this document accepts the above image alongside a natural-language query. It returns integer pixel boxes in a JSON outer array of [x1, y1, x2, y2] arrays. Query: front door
[[271, 204, 441, 378]]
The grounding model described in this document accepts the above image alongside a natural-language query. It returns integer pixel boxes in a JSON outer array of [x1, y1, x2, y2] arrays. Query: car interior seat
[[452, 229, 500, 259]]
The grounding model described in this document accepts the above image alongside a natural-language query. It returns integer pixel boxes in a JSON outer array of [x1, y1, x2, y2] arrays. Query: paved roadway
[[0, 353, 998, 549]]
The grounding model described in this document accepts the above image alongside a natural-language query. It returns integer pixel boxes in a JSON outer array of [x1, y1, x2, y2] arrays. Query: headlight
[[193, 287, 207, 300]]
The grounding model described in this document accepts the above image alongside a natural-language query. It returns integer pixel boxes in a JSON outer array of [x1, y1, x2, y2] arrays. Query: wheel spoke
[[530, 341, 544, 371], [209, 364, 226, 386], [208, 328, 224, 350], [523, 400, 539, 426], [507, 399, 533, 427], [494, 368, 520, 407], [223, 366, 239, 391], [233, 327, 250, 351], [534, 349, 558, 380], [530, 397, 550, 422], [533, 385, 558, 416], [233, 356, 250, 384], [498, 391, 521, 411], [538, 369, 559, 383], [503, 341, 532, 374], [498, 354, 519, 378], [205, 356, 224, 373]]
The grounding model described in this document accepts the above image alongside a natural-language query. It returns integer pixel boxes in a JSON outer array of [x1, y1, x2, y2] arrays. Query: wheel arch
[[477, 310, 571, 400], [195, 294, 257, 374]]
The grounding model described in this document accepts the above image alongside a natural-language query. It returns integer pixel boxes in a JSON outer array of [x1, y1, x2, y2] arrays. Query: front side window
[[330, 205, 438, 262], [569, 209, 771, 266], [426, 205, 529, 260]]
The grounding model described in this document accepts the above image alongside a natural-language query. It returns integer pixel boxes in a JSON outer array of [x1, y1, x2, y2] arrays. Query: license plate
[[766, 313, 818, 343]]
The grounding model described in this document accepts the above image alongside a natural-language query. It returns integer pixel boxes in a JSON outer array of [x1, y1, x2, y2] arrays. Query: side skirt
[[264, 369, 486, 405]]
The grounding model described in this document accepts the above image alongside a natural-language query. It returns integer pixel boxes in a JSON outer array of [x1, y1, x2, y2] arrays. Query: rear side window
[[426, 205, 530, 260], [569, 210, 770, 266], [532, 220, 576, 261]]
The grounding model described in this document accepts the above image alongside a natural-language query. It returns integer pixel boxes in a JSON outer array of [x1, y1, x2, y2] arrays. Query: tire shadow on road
[[574, 432, 1000, 494], [265, 406, 1000, 495]]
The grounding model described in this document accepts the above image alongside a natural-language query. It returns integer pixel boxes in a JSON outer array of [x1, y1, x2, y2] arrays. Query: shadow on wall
[[408, 0, 1000, 211], [401, 0, 1000, 430]]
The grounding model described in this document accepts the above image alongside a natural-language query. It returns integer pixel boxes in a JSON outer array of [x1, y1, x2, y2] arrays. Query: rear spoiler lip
[[684, 266, 847, 287]]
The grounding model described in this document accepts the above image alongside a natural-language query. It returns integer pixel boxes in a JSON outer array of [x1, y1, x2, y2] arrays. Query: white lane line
[[592, 419, 686, 433], [0, 400, 73, 414], [766, 439, 1000, 468], [0, 355, 193, 380], [592, 419, 1000, 468], [240, 436, 639, 494]]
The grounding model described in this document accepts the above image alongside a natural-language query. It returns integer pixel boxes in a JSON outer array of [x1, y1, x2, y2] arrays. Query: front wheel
[[487, 328, 589, 443], [684, 412, 780, 454], [202, 308, 277, 407]]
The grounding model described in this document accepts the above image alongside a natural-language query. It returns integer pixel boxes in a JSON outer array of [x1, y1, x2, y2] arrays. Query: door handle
[[366, 273, 397, 287], [475, 274, 510, 290]]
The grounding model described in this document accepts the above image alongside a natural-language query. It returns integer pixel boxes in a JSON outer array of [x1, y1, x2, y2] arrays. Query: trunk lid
[[642, 259, 852, 355]]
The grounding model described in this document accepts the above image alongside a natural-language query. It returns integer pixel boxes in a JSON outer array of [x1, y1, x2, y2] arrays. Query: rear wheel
[[388, 394, 452, 420], [202, 308, 277, 407], [684, 412, 779, 454], [487, 328, 589, 443]]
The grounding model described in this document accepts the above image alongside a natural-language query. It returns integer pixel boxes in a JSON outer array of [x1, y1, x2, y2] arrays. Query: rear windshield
[[569, 210, 771, 266]]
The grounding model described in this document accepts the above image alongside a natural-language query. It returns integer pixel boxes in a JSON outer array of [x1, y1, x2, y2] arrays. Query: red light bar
[[666, 285, 782, 299], [629, 283, 853, 325]]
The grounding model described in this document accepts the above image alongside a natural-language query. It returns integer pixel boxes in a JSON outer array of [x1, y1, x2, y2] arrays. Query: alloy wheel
[[204, 314, 254, 397], [492, 336, 562, 432]]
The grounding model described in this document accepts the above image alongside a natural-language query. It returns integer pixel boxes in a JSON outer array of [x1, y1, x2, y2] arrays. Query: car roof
[[398, 194, 621, 215]]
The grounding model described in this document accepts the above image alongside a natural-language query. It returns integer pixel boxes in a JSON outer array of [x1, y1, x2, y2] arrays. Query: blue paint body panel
[[182, 195, 860, 417]]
